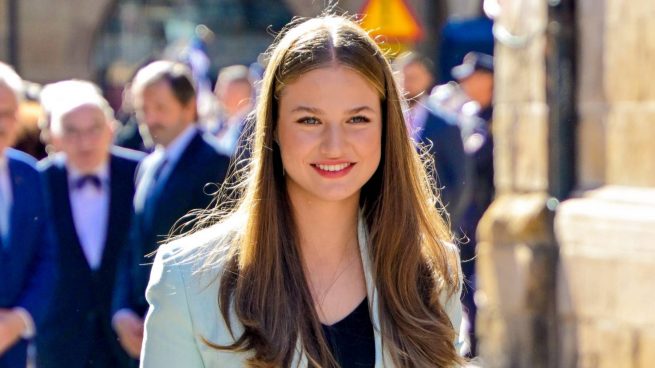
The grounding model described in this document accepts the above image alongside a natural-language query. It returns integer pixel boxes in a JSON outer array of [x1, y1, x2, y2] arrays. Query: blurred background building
[[0, 0, 483, 83], [0, 0, 490, 114], [1, 0, 654, 367], [476, 0, 655, 367]]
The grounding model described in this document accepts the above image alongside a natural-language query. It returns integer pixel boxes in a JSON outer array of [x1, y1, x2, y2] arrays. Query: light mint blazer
[[140, 216, 465, 367]]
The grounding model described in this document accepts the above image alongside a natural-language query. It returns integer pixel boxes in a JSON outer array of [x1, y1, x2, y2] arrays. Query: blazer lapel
[[356, 213, 394, 368], [6, 158, 35, 251]]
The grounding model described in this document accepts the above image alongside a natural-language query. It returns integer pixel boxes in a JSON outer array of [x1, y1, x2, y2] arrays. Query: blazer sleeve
[[140, 244, 204, 368], [113, 159, 148, 316], [18, 176, 58, 328], [439, 243, 466, 355], [112, 227, 135, 315]]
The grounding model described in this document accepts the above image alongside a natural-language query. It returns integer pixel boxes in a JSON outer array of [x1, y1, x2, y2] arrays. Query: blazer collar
[[355, 212, 393, 368], [290, 213, 389, 367]]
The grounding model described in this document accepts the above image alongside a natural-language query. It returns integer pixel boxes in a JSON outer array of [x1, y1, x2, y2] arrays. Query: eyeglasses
[[62, 123, 105, 140]]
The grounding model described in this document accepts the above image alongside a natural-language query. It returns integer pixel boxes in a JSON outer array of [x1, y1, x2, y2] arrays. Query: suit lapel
[[50, 162, 93, 274], [149, 131, 204, 222], [0, 158, 26, 293], [6, 158, 23, 250], [99, 154, 126, 273], [6, 157, 37, 251]]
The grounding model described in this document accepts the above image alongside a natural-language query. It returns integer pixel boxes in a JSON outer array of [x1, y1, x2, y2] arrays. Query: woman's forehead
[[279, 65, 383, 96], [277, 66, 381, 108]]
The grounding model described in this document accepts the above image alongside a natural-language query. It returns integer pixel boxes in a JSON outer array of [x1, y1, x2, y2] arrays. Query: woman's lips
[[311, 162, 355, 178]]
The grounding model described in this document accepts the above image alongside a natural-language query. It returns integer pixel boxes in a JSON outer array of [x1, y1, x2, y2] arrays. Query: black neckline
[[319, 297, 375, 368], [321, 297, 368, 328]]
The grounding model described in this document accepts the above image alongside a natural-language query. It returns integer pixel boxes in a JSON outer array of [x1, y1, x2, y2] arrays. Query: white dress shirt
[[67, 161, 110, 270]]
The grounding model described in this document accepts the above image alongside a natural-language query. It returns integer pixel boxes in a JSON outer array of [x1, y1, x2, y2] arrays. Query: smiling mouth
[[310, 162, 356, 178], [312, 162, 354, 172]]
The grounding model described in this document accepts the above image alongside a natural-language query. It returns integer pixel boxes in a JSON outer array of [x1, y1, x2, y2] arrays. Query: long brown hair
[[198, 15, 463, 368]]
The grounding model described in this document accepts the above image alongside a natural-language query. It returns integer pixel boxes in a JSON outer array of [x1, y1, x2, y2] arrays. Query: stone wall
[[0, 0, 8, 62], [0, 0, 114, 82], [555, 0, 655, 366], [557, 187, 655, 367]]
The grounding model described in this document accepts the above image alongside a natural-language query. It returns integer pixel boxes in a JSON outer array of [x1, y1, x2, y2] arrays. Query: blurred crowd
[[0, 6, 496, 368]]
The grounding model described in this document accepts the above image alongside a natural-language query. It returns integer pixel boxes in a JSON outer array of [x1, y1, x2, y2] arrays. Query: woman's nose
[[320, 123, 345, 157]]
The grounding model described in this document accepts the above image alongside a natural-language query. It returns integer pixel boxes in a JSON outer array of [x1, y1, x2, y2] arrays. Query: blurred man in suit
[[36, 85, 144, 368], [112, 61, 230, 360], [447, 52, 495, 355], [211, 64, 254, 157], [394, 52, 469, 229], [38, 80, 103, 156], [0, 62, 57, 368]]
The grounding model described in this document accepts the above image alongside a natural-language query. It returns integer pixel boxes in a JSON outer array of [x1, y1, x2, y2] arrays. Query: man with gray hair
[[0, 62, 57, 368], [36, 82, 144, 368], [38, 80, 103, 155]]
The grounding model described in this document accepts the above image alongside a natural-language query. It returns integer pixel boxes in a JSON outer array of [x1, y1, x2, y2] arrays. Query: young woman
[[140, 15, 465, 368]]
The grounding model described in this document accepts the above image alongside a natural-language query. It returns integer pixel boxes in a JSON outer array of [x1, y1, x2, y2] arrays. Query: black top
[[321, 298, 375, 368]]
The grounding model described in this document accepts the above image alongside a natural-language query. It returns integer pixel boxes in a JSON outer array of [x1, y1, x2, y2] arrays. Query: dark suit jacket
[[0, 149, 57, 368], [113, 130, 230, 317], [36, 147, 143, 368], [418, 110, 469, 229]]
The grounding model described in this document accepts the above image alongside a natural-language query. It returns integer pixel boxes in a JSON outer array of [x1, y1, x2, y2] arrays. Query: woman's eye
[[298, 117, 320, 125], [349, 115, 371, 124]]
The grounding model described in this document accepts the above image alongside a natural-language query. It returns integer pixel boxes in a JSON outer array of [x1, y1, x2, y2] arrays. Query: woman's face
[[276, 65, 382, 205]]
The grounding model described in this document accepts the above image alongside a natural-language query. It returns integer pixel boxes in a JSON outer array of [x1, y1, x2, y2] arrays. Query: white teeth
[[316, 163, 351, 172]]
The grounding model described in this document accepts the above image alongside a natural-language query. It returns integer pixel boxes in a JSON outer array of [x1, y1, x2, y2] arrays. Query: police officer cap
[[451, 52, 494, 80]]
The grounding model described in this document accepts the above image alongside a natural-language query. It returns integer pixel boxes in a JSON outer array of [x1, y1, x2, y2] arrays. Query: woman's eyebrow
[[290, 106, 323, 114], [290, 105, 376, 114], [348, 106, 375, 114]]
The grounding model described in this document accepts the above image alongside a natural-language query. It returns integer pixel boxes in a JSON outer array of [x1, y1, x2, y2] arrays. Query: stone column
[[474, 0, 559, 366]]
